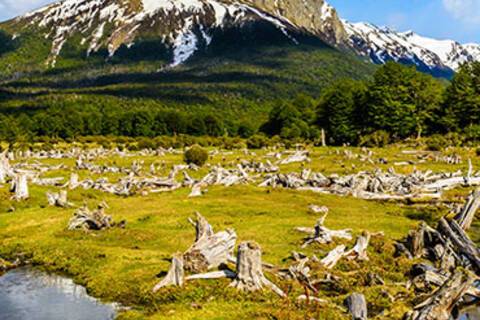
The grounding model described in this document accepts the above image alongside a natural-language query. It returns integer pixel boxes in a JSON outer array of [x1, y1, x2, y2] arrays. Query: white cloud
[[443, 0, 480, 25]]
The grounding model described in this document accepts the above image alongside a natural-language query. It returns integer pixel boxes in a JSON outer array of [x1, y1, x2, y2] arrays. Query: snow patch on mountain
[[343, 20, 480, 72]]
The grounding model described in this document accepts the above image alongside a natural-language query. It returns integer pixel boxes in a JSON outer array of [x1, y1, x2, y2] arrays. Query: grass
[[0, 145, 478, 319]]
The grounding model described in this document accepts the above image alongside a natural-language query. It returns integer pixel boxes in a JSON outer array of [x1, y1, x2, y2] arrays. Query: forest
[[0, 61, 479, 147]]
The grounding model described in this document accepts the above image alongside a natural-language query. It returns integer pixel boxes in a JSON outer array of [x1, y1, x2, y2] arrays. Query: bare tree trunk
[[321, 129, 326, 147], [229, 241, 285, 297]]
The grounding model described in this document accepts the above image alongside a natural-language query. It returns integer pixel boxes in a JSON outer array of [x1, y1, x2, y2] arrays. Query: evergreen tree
[[441, 62, 480, 131]]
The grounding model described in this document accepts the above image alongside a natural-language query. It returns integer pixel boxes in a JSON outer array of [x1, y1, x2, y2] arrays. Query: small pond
[[0, 267, 117, 320]]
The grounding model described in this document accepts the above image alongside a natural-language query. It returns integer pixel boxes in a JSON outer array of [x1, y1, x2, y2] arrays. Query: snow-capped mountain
[[343, 21, 480, 76], [14, 0, 347, 67], [2, 0, 479, 76]]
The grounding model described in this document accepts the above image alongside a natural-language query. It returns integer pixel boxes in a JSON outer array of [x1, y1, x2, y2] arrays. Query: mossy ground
[[0, 145, 478, 319]]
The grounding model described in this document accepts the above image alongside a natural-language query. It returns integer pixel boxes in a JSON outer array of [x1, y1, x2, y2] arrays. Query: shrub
[[137, 137, 157, 150], [184, 145, 209, 166], [246, 134, 269, 149], [476, 148, 480, 157], [359, 130, 390, 148], [425, 134, 448, 151]]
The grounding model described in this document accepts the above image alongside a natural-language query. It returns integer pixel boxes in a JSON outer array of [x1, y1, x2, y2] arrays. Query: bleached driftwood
[[437, 218, 480, 273], [11, 173, 29, 201], [47, 190, 72, 208], [68, 202, 124, 231], [454, 189, 480, 231], [188, 184, 203, 198], [185, 270, 236, 280], [345, 292, 368, 320], [278, 151, 310, 165], [69, 172, 79, 189], [320, 245, 347, 269], [0, 151, 11, 183], [229, 241, 285, 297], [184, 213, 236, 273], [153, 254, 184, 292], [308, 204, 329, 214], [345, 232, 371, 261], [297, 214, 352, 248], [406, 270, 474, 320]]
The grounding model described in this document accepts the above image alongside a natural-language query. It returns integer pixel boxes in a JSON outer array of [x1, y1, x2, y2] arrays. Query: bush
[[425, 134, 448, 151], [184, 145, 209, 166], [246, 134, 270, 149], [359, 130, 390, 147]]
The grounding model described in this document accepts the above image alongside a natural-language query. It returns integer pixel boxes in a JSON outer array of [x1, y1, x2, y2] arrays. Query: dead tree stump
[[153, 253, 184, 292], [184, 213, 236, 273], [11, 173, 29, 201], [229, 241, 285, 297], [345, 232, 371, 261]]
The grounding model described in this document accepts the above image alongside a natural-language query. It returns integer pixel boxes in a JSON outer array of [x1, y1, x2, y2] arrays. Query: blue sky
[[0, 0, 479, 43]]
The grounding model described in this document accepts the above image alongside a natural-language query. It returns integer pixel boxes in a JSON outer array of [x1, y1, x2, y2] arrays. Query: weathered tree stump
[[11, 173, 29, 201], [345, 232, 371, 261], [183, 212, 236, 273], [229, 241, 285, 297], [345, 292, 368, 320], [47, 190, 71, 208], [406, 269, 474, 320], [152, 253, 184, 292]]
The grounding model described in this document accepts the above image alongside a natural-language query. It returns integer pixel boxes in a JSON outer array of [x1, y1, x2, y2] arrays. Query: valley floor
[[0, 145, 478, 319]]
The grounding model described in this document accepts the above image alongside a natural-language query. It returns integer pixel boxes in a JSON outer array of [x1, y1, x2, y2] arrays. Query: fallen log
[[406, 269, 474, 320], [320, 245, 346, 269], [437, 218, 480, 273], [229, 241, 285, 297], [454, 189, 480, 231], [297, 214, 352, 248]]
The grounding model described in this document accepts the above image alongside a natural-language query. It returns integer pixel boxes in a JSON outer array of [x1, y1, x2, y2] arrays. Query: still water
[[0, 268, 116, 320]]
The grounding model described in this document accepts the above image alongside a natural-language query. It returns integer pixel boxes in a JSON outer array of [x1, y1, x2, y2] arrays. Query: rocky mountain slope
[[1, 0, 478, 77], [6, 0, 346, 68], [343, 21, 480, 77]]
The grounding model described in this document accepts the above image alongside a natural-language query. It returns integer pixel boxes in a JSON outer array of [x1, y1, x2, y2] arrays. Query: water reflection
[[459, 306, 480, 320], [0, 267, 116, 320]]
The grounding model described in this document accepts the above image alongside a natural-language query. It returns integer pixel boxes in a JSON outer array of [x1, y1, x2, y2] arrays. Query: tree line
[[0, 61, 479, 146]]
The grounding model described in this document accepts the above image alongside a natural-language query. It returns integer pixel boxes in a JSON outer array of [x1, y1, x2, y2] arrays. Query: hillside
[[0, 0, 375, 128]]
